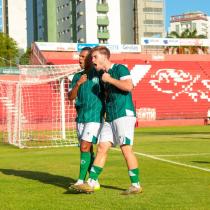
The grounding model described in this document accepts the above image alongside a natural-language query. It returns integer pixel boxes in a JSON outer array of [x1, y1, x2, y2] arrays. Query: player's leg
[[71, 122, 85, 186], [120, 145, 142, 195], [88, 141, 112, 181], [77, 140, 92, 184], [73, 122, 114, 193], [70, 122, 101, 188], [88, 122, 113, 182], [114, 116, 142, 195], [88, 143, 95, 174]]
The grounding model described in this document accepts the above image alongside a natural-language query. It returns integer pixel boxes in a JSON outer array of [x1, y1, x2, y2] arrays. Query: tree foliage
[[19, 48, 32, 65], [0, 32, 19, 66], [164, 29, 208, 54]]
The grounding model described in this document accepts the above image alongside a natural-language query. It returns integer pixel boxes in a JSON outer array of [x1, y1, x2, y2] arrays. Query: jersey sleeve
[[118, 64, 132, 80], [68, 73, 80, 92]]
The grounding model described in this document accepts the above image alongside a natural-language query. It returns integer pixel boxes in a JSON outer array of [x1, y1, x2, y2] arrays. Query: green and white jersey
[[69, 68, 105, 123], [105, 64, 136, 122]]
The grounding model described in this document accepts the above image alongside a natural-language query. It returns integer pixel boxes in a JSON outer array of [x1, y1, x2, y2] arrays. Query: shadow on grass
[[64, 184, 126, 194], [191, 161, 210, 164], [0, 168, 74, 189], [0, 169, 125, 193]]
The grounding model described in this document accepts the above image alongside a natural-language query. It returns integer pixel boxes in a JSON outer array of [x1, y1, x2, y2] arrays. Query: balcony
[[97, 30, 109, 39], [97, 16, 109, 26], [97, 3, 109, 13]]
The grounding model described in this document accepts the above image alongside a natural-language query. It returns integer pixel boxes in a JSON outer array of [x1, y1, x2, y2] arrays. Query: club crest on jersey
[[81, 160, 86, 165], [92, 77, 99, 84]]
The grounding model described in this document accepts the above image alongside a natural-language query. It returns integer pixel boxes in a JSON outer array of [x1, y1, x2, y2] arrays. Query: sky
[[165, 0, 210, 30]]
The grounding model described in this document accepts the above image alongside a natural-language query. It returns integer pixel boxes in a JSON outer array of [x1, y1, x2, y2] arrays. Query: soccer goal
[[0, 64, 80, 148]]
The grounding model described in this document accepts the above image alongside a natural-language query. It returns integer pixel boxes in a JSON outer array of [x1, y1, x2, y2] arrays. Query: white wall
[[85, 0, 98, 43], [107, 0, 121, 44], [194, 20, 208, 36], [170, 18, 209, 38], [76, 0, 132, 44], [120, 0, 134, 44], [208, 17, 210, 39], [7, 0, 27, 51]]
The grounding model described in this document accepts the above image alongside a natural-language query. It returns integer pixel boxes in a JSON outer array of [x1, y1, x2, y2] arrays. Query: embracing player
[[68, 47, 105, 190], [73, 46, 142, 195]]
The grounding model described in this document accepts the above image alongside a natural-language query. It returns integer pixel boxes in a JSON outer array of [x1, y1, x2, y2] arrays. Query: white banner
[[136, 108, 156, 120], [102, 44, 141, 52], [121, 44, 141, 52], [141, 37, 210, 47], [35, 42, 77, 51], [101, 44, 121, 52], [35, 42, 141, 53]]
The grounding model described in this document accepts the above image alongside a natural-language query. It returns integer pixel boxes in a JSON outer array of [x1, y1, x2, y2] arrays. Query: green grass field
[[0, 125, 210, 210]]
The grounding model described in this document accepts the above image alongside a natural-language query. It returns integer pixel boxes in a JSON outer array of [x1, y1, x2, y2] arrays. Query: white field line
[[155, 153, 210, 157], [112, 148, 210, 173]]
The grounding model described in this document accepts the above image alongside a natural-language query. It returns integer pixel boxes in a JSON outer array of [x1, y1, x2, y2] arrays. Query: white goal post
[[0, 64, 80, 148]]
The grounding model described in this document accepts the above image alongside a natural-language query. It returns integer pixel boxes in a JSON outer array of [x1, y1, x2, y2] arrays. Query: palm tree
[[164, 29, 208, 54]]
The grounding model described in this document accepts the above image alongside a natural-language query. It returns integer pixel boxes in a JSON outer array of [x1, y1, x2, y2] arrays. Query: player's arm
[[102, 74, 133, 92], [102, 64, 133, 92], [68, 74, 87, 100]]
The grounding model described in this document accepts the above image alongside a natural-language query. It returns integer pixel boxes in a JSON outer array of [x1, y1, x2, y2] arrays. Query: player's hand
[[102, 73, 112, 83], [77, 74, 87, 86]]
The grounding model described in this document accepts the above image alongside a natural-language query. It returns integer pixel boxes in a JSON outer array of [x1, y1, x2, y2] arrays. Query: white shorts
[[99, 116, 136, 146], [76, 122, 102, 144]]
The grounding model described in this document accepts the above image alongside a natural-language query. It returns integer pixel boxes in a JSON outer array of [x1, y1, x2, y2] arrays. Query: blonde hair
[[91, 46, 110, 59]]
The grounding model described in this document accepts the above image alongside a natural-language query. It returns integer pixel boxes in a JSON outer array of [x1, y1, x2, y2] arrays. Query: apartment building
[[75, 0, 134, 44], [134, 0, 165, 42], [170, 11, 210, 38]]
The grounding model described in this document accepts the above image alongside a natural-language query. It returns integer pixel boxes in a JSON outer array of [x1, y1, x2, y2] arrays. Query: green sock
[[79, 152, 91, 180], [88, 152, 95, 174], [89, 165, 103, 181], [129, 168, 140, 184]]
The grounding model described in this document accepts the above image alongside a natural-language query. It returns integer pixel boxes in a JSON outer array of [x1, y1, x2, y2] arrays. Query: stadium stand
[[1, 43, 210, 127], [132, 61, 210, 121], [204, 108, 210, 125]]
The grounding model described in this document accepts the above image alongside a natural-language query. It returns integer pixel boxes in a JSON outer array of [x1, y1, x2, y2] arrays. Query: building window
[[98, 0, 107, 3], [77, 0, 83, 4], [78, 38, 85, 42], [99, 39, 108, 44], [98, 26, 108, 32], [144, 32, 162, 37], [77, 11, 84, 17], [175, 25, 179, 33], [146, 0, 163, 2], [143, 7, 162, 13], [77, 24, 84, 31], [144, 20, 163, 24], [191, 23, 196, 31]]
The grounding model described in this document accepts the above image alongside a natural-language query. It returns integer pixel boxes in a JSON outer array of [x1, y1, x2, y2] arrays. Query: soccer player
[[68, 47, 105, 190], [73, 46, 142, 195]]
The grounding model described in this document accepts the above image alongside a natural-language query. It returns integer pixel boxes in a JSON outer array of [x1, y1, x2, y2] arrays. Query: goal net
[[0, 64, 80, 148]]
